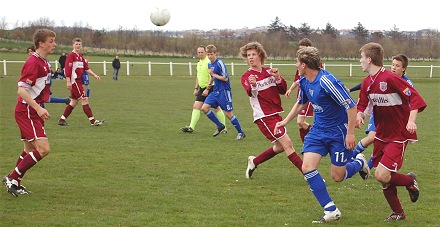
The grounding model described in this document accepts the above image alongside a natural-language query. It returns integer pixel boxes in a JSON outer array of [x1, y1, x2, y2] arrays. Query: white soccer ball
[[150, 8, 171, 26]]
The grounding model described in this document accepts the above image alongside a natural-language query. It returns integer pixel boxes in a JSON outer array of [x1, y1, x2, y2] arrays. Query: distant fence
[[1, 60, 439, 78]]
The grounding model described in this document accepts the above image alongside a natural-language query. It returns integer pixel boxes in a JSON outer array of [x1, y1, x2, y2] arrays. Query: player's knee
[[201, 105, 209, 113], [330, 168, 345, 182], [225, 112, 234, 120], [38, 147, 50, 158], [70, 100, 79, 107], [331, 174, 344, 182], [297, 121, 308, 129], [193, 102, 203, 110], [282, 141, 293, 151], [301, 163, 314, 173], [374, 172, 389, 184]]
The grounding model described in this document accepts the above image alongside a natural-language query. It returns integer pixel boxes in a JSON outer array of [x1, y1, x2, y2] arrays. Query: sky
[[1, 0, 438, 32]]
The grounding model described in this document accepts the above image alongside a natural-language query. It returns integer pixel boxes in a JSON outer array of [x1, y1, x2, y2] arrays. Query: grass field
[[0, 74, 439, 226]]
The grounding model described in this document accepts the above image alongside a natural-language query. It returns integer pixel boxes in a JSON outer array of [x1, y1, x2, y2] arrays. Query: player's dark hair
[[392, 54, 409, 69], [298, 38, 312, 47], [27, 46, 36, 53], [392, 54, 409, 75]]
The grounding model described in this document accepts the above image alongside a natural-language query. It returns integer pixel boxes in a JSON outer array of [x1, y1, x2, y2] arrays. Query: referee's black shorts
[[195, 86, 214, 102]]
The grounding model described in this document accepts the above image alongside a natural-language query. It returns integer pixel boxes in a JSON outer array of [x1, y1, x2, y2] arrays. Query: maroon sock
[[383, 185, 403, 213], [15, 151, 27, 167], [253, 147, 278, 166], [9, 150, 42, 180], [82, 104, 95, 124], [60, 104, 74, 121], [287, 152, 303, 173], [388, 172, 414, 187], [299, 125, 311, 143]]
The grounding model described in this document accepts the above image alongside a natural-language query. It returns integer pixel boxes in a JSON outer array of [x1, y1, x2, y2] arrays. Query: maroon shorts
[[14, 102, 47, 141], [71, 81, 87, 100], [299, 101, 313, 117], [372, 139, 408, 172], [255, 114, 286, 143]]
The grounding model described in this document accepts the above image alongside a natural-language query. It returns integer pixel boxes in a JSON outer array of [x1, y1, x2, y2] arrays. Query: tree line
[[1, 16, 439, 60]]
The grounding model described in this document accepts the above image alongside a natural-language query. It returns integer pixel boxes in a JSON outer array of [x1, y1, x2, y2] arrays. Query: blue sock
[[49, 97, 68, 103], [86, 88, 90, 98], [206, 110, 223, 127], [352, 141, 367, 159], [304, 169, 335, 211], [344, 158, 363, 180], [230, 116, 244, 133], [367, 155, 373, 169]]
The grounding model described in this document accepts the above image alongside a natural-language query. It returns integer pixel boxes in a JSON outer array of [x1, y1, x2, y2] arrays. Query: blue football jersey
[[401, 74, 414, 88], [208, 58, 231, 92], [298, 69, 356, 127]]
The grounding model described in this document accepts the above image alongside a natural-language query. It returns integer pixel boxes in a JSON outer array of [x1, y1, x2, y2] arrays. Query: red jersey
[[65, 51, 90, 83], [17, 53, 51, 104], [241, 67, 287, 122], [357, 67, 427, 142], [294, 69, 301, 97]]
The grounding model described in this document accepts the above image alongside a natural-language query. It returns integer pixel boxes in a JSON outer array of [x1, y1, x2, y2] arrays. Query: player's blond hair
[[72, 37, 82, 44], [297, 46, 321, 70], [239, 42, 268, 65], [359, 42, 384, 67], [206, 44, 217, 53]]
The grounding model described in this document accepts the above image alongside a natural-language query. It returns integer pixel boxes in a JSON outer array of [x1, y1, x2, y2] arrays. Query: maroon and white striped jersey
[[65, 51, 90, 83], [357, 67, 427, 142], [17, 53, 51, 104], [241, 67, 287, 122]]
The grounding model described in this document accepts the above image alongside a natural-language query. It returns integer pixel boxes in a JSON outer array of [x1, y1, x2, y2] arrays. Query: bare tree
[[0, 17, 8, 30], [1, 17, 439, 59], [386, 25, 405, 41]]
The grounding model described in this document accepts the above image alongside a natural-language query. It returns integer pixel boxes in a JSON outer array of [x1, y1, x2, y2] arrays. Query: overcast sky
[[1, 0, 438, 32]]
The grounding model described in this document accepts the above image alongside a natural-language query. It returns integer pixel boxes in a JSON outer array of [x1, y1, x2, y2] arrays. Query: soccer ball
[[150, 8, 171, 26]]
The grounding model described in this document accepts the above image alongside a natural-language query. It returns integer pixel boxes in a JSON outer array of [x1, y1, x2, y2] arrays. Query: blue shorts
[[82, 72, 89, 85], [302, 124, 352, 166], [204, 90, 233, 112], [365, 114, 376, 134]]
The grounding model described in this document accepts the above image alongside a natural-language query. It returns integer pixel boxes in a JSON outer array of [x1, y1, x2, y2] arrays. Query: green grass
[[0, 75, 439, 226]]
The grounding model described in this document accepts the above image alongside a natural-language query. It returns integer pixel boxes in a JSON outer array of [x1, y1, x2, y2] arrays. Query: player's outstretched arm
[[87, 69, 100, 80], [274, 102, 305, 134], [285, 80, 299, 98]]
